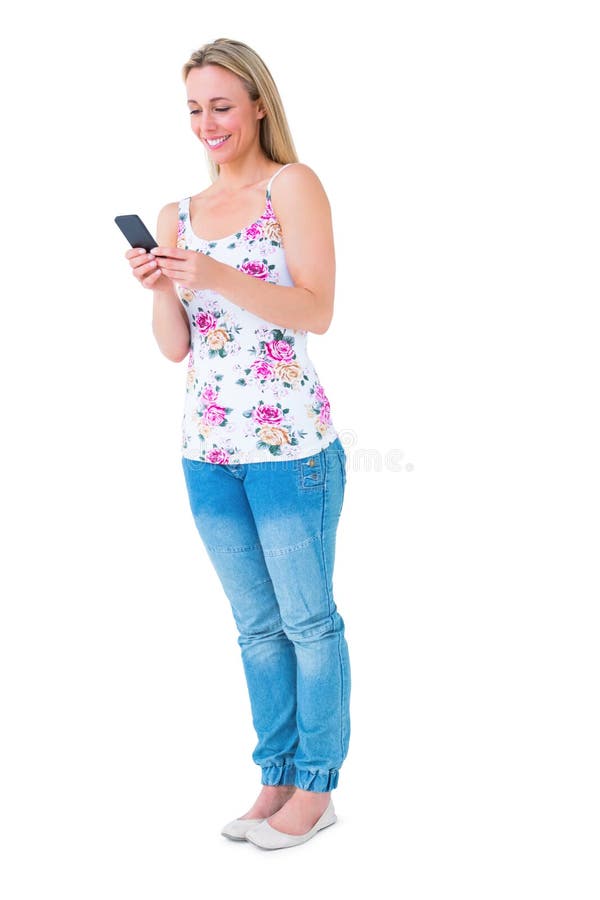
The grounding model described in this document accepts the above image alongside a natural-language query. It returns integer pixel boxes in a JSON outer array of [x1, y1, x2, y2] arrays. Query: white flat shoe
[[221, 817, 265, 841], [246, 799, 336, 850]]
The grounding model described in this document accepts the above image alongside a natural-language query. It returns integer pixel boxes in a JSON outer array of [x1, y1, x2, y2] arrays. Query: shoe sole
[[246, 815, 337, 850]]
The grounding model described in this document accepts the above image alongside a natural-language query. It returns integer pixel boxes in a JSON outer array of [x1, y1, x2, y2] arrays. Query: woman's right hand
[[125, 247, 172, 292]]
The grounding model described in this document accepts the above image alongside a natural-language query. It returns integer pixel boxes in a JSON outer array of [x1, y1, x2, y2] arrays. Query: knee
[[237, 618, 287, 648], [281, 610, 345, 645]]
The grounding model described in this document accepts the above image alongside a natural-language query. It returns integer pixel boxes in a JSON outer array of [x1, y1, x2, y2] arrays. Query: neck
[[214, 146, 275, 192]]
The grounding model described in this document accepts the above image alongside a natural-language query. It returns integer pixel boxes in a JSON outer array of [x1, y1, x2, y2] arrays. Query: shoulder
[[157, 200, 180, 224], [271, 163, 331, 216], [156, 201, 181, 243], [273, 162, 327, 194]]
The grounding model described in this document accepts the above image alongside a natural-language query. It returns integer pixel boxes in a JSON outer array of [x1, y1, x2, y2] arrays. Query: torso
[[175, 162, 339, 465]]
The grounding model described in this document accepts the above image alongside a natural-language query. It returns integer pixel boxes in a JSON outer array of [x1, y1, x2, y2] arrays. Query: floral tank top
[[175, 163, 339, 465]]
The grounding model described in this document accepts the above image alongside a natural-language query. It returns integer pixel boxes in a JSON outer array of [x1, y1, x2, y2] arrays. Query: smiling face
[[186, 64, 266, 164]]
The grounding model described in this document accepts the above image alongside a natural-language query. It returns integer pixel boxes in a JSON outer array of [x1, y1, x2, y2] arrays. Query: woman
[[125, 38, 350, 850]]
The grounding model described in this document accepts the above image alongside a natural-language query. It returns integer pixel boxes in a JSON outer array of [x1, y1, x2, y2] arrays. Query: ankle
[[290, 789, 330, 806], [261, 784, 296, 798]]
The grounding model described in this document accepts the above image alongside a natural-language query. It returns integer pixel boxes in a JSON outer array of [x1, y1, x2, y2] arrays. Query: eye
[[189, 107, 230, 116]]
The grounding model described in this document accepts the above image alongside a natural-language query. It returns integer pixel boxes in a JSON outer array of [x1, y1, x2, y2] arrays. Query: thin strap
[[179, 196, 191, 222], [175, 197, 191, 246], [266, 163, 295, 198]]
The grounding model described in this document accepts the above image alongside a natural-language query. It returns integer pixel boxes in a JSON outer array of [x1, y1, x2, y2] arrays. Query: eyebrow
[[187, 97, 232, 105]]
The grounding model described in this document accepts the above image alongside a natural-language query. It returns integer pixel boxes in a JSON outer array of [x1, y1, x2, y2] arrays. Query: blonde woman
[[124, 38, 350, 850]]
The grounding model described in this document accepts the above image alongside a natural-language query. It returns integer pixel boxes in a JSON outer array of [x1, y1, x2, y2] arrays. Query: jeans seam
[[320, 451, 334, 620], [263, 533, 320, 556], [232, 578, 277, 614], [204, 542, 263, 553], [337, 631, 346, 761]]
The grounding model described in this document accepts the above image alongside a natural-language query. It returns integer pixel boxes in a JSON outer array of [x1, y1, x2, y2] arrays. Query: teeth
[[206, 135, 230, 147]]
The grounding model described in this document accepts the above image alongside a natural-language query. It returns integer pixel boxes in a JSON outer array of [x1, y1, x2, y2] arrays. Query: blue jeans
[[181, 436, 351, 792]]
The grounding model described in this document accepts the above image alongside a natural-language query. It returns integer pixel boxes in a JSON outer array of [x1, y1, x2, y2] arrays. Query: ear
[[257, 104, 267, 120]]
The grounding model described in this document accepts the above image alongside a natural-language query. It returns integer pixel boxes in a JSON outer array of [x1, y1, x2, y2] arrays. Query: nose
[[196, 110, 216, 132]]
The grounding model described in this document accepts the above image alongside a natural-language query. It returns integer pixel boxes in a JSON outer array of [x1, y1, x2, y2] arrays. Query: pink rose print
[[187, 350, 194, 367], [195, 311, 217, 334], [309, 383, 332, 439], [319, 400, 331, 424], [203, 403, 228, 426], [252, 404, 283, 425], [261, 199, 275, 219], [177, 217, 185, 240], [240, 260, 270, 280], [250, 358, 275, 380], [242, 401, 304, 456], [266, 339, 295, 362], [200, 385, 219, 404], [314, 384, 328, 404], [206, 448, 230, 465], [243, 222, 263, 241]]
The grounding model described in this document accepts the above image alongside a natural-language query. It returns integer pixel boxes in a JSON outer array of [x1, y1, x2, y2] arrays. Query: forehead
[[186, 64, 246, 99]]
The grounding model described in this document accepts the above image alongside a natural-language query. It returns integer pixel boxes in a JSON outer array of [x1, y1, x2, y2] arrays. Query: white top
[[175, 163, 339, 465]]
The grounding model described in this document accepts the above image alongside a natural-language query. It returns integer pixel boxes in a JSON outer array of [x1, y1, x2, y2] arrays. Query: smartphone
[[114, 214, 158, 252]]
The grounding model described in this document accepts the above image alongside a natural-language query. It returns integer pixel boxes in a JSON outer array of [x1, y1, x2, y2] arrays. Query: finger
[[161, 271, 191, 284], [158, 262, 188, 278], [127, 252, 150, 269], [140, 258, 160, 274], [150, 246, 187, 260], [125, 247, 149, 260], [141, 269, 163, 287], [132, 256, 159, 273], [132, 259, 160, 281]]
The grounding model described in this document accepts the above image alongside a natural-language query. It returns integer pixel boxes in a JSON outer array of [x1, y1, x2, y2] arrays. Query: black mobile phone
[[114, 214, 158, 252]]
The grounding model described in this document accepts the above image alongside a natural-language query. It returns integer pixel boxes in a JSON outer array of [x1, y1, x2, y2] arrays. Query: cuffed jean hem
[[261, 764, 340, 792], [261, 763, 297, 787], [295, 768, 340, 792]]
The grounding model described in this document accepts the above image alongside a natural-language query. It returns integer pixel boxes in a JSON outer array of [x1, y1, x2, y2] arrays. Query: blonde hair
[[182, 38, 299, 182]]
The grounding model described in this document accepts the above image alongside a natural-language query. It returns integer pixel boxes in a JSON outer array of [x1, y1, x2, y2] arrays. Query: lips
[[205, 135, 231, 148]]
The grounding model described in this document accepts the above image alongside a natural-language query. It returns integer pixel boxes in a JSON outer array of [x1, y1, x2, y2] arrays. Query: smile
[[205, 135, 231, 148]]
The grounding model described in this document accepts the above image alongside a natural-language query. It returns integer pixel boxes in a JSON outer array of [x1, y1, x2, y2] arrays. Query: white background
[[1, 1, 598, 897]]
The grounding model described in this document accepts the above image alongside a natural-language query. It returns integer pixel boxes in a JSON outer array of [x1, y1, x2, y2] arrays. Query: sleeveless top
[[175, 163, 339, 465]]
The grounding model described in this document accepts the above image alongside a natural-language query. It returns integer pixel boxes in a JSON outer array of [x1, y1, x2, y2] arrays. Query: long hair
[[182, 38, 299, 182]]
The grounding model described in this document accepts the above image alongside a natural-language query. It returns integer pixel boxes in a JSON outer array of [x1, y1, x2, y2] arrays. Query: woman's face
[[185, 64, 265, 164]]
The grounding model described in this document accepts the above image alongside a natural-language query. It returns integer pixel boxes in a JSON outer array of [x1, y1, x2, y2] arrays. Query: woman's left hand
[[150, 246, 220, 291]]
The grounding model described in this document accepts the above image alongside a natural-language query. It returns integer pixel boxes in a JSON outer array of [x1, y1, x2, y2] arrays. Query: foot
[[239, 784, 296, 820], [265, 788, 331, 835]]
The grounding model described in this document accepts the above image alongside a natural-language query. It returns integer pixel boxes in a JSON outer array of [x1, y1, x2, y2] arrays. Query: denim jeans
[[181, 436, 351, 792]]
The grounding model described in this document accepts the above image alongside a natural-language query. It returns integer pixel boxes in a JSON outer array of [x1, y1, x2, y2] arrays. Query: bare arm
[[125, 203, 191, 362], [153, 165, 336, 335], [151, 203, 191, 362]]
